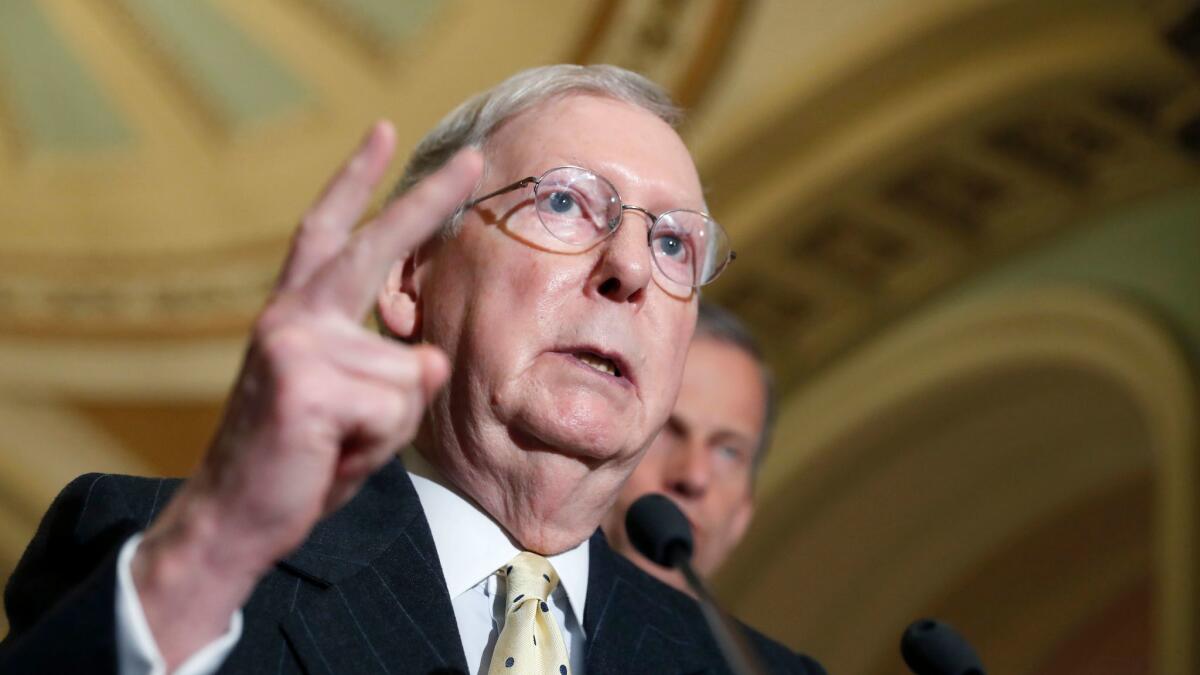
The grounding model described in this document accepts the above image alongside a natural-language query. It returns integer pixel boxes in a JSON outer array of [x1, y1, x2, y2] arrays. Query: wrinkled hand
[[133, 122, 481, 666], [188, 122, 479, 563]]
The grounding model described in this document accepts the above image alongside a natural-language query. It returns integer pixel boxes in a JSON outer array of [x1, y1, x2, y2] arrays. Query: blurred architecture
[[0, 1, 1197, 673]]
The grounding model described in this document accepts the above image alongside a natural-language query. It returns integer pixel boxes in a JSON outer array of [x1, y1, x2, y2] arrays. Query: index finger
[[305, 148, 484, 318], [276, 121, 398, 293]]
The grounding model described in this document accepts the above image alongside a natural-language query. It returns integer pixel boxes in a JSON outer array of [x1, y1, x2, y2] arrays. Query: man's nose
[[588, 209, 653, 305], [665, 439, 711, 500]]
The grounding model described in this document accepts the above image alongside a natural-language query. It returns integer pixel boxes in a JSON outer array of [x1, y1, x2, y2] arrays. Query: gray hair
[[375, 65, 682, 338], [693, 301, 777, 475], [390, 64, 683, 234]]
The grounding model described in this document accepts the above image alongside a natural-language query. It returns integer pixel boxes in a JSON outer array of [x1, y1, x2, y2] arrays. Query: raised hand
[[131, 122, 482, 667]]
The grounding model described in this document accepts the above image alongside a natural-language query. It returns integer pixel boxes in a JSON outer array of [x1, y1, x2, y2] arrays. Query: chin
[[517, 527, 597, 557], [515, 417, 629, 462], [507, 392, 642, 461]]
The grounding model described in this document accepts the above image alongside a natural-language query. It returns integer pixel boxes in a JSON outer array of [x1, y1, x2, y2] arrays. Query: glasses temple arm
[[463, 177, 537, 209]]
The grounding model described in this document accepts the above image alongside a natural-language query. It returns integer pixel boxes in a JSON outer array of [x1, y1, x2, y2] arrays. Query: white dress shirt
[[115, 533, 242, 675], [406, 451, 589, 674], [114, 453, 589, 675]]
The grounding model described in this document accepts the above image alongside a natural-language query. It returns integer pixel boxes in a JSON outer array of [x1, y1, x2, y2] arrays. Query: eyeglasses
[[463, 166, 735, 289]]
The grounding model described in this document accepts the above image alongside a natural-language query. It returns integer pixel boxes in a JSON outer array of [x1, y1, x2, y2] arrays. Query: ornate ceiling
[[1, 0, 1198, 671], [0, 0, 1194, 392], [0, 0, 748, 339], [699, 0, 1200, 388]]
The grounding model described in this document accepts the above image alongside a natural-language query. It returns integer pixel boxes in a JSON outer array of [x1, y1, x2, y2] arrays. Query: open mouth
[[573, 351, 622, 378]]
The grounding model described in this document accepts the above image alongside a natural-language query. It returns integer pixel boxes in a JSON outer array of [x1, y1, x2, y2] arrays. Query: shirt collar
[[405, 449, 589, 628]]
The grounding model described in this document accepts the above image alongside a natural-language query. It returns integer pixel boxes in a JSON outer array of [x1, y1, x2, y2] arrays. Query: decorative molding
[[0, 337, 244, 400], [572, 0, 751, 109], [0, 0, 601, 341], [718, 287, 1197, 674], [0, 253, 277, 339], [703, 2, 1200, 391]]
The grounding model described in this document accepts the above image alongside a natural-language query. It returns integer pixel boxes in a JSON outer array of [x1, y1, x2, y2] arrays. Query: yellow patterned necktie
[[488, 552, 572, 675]]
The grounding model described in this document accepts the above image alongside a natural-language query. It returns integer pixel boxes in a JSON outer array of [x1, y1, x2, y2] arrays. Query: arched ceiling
[[696, 0, 1200, 388], [0, 0, 749, 341], [0, 0, 1194, 400], [1, 0, 1198, 665], [715, 288, 1196, 673]]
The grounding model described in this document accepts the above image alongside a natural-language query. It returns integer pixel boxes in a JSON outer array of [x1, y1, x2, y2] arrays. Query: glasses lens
[[650, 211, 731, 288], [534, 168, 621, 247]]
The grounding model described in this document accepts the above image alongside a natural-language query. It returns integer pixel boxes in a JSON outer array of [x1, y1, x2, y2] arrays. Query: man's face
[[603, 336, 765, 586], [385, 94, 702, 550]]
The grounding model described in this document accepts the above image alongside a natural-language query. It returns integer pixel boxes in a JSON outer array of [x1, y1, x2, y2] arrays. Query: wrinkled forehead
[[482, 94, 706, 213]]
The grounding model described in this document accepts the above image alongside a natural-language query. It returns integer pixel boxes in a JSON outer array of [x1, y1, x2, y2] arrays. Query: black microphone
[[625, 494, 768, 675], [900, 618, 986, 675], [625, 492, 693, 567]]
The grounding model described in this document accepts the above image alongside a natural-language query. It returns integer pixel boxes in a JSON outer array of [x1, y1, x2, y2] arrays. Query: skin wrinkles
[[380, 95, 702, 553], [132, 124, 484, 668]]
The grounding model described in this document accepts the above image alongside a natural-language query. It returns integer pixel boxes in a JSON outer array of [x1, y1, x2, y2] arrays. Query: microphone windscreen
[[625, 494, 694, 568], [900, 619, 985, 675]]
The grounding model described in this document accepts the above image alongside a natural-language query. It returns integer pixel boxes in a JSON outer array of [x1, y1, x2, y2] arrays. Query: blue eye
[[715, 444, 751, 468], [656, 235, 684, 258], [548, 191, 576, 214]]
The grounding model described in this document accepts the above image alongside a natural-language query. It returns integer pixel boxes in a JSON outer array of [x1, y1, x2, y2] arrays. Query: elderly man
[[1, 65, 823, 675], [602, 302, 772, 594]]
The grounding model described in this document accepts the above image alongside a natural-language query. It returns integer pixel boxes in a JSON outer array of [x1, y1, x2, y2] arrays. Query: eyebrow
[[561, 157, 706, 212], [670, 415, 755, 450], [711, 429, 755, 449]]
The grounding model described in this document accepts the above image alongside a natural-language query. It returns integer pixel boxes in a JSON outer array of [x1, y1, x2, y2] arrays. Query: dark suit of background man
[[1, 65, 825, 675]]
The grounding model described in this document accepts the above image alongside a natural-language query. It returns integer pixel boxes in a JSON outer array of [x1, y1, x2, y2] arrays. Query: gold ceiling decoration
[[700, 1, 1200, 388], [0, 0, 739, 340], [717, 288, 1198, 673], [572, 0, 750, 110]]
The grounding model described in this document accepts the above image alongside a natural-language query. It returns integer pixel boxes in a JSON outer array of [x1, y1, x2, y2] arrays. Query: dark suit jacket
[[1, 459, 824, 674]]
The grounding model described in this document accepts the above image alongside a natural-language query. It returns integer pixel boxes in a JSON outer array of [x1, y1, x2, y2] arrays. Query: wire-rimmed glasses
[[463, 166, 735, 289]]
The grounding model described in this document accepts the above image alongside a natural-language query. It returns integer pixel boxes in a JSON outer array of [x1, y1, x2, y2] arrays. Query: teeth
[[577, 352, 617, 377]]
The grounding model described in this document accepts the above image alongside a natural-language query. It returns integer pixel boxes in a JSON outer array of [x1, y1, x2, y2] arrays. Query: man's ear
[[377, 253, 422, 340]]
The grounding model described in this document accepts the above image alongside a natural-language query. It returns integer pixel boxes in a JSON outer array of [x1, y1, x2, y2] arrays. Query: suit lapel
[[278, 458, 469, 674], [273, 462, 722, 674], [583, 531, 713, 674]]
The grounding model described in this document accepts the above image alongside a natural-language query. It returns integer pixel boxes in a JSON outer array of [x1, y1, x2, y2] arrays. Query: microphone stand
[[670, 547, 770, 675], [627, 494, 772, 675]]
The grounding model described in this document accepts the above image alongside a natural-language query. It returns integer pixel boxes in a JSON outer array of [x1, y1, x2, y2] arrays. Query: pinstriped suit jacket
[[0, 458, 824, 674]]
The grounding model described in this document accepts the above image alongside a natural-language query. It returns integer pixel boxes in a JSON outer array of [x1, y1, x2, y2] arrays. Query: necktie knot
[[490, 552, 571, 675], [500, 551, 559, 609]]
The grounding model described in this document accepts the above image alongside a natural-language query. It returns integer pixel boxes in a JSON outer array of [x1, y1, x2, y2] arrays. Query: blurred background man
[[603, 301, 773, 593]]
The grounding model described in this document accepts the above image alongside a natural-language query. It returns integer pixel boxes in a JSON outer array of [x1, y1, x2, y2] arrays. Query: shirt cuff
[[115, 533, 244, 675]]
